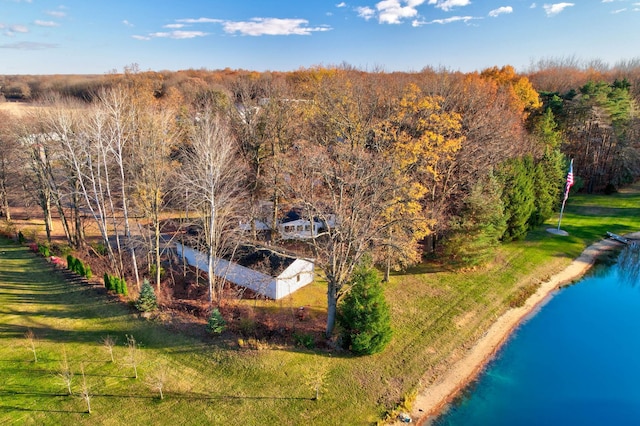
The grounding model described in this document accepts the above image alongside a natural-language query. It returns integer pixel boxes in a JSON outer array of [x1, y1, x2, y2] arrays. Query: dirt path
[[409, 238, 624, 424]]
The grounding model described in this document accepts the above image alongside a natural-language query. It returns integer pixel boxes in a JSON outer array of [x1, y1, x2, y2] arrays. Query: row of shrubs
[[66, 254, 92, 279], [104, 273, 128, 296]]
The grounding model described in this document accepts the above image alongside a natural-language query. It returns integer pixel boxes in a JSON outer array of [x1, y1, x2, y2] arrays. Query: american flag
[[564, 159, 574, 201]]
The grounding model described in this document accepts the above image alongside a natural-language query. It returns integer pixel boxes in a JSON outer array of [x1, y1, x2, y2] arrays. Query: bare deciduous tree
[[101, 335, 116, 363], [145, 365, 168, 400], [126, 334, 139, 379], [79, 363, 91, 414], [24, 329, 37, 363], [179, 106, 246, 307], [57, 346, 73, 395]]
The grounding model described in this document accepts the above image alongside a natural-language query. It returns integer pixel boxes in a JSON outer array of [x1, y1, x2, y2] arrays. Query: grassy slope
[[1, 183, 639, 425]]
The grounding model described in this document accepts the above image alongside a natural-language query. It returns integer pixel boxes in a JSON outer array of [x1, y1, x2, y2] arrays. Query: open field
[[0, 101, 46, 117], [1, 183, 640, 424]]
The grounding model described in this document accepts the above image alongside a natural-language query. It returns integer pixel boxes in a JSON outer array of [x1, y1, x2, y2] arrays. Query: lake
[[432, 244, 640, 426]]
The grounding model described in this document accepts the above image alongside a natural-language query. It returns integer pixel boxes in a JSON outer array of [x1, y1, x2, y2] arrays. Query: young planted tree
[[24, 329, 37, 363], [57, 346, 74, 395], [126, 334, 139, 379], [135, 279, 158, 312], [101, 335, 116, 363], [79, 363, 91, 414], [145, 365, 168, 400]]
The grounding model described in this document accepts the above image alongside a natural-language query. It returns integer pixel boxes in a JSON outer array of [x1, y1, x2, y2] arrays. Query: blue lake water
[[432, 248, 640, 426]]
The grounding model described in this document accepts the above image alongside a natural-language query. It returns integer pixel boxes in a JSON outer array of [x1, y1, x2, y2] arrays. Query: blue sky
[[1, 0, 639, 75]]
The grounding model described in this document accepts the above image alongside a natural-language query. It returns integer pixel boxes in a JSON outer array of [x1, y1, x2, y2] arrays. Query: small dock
[[607, 232, 629, 244]]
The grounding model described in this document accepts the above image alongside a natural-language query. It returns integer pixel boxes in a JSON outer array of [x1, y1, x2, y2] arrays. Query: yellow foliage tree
[[481, 65, 542, 115], [377, 83, 464, 277]]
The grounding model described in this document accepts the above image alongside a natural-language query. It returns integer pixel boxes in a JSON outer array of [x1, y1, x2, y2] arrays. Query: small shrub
[[135, 279, 158, 312], [76, 260, 86, 277], [149, 264, 165, 280], [293, 332, 315, 349], [206, 309, 227, 334], [67, 254, 74, 269], [93, 242, 108, 256], [104, 273, 112, 290], [17, 230, 25, 244], [37, 243, 50, 257], [84, 264, 92, 280]]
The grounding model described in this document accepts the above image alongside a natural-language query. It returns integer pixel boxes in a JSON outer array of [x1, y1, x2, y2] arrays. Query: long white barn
[[175, 242, 315, 300]]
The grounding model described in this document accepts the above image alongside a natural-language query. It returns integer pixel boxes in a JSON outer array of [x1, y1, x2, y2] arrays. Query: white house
[[278, 219, 324, 240], [175, 242, 315, 300]]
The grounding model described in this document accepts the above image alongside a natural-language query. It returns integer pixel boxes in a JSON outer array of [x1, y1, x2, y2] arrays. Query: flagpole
[[556, 158, 574, 232], [556, 196, 568, 231]]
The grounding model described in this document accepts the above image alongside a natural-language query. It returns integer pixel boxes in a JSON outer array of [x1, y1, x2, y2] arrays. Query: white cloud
[[611, 8, 627, 13], [164, 23, 185, 29], [221, 18, 331, 36], [148, 30, 208, 39], [4, 24, 29, 36], [489, 6, 513, 17], [132, 35, 151, 41], [357, 6, 376, 20], [413, 15, 476, 25], [357, 0, 429, 24], [543, 3, 575, 16], [34, 20, 59, 27], [177, 17, 223, 24], [530, 3, 537, 8], [428, 0, 471, 11], [122, 20, 134, 27], [380, 0, 426, 24], [336, 2, 347, 7], [46, 10, 67, 19]]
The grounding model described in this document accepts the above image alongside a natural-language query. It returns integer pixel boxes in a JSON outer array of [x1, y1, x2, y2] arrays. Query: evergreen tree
[[443, 170, 507, 267], [135, 279, 158, 312], [498, 156, 536, 242], [337, 260, 393, 355], [206, 309, 227, 334], [530, 148, 565, 227]]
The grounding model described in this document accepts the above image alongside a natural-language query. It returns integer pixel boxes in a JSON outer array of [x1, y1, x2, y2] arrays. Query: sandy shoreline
[[408, 238, 624, 424]]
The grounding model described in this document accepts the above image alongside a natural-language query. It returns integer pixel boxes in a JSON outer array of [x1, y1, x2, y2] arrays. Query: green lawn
[[1, 183, 639, 425]]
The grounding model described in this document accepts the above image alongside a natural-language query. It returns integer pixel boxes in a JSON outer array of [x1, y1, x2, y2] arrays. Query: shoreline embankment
[[410, 238, 625, 424]]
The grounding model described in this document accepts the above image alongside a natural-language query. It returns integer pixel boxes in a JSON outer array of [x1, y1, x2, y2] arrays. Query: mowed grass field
[[1, 182, 639, 425]]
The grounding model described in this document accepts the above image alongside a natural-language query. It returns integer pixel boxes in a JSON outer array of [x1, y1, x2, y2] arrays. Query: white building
[[175, 242, 315, 300]]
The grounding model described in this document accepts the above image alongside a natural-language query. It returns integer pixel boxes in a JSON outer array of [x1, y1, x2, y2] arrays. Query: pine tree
[[337, 260, 392, 355], [498, 156, 536, 242], [135, 279, 158, 312], [444, 170, 507, 267]]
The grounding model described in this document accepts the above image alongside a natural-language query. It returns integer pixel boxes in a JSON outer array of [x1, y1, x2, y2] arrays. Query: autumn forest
[[1, 59, 639, 341]]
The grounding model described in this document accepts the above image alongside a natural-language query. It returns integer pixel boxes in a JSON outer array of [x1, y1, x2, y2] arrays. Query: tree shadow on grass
[[0, 388, 314, 402], [0, 405, 87, 414]]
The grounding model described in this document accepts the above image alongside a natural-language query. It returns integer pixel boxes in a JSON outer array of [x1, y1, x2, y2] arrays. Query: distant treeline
[[0, 59, 639, 322]]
